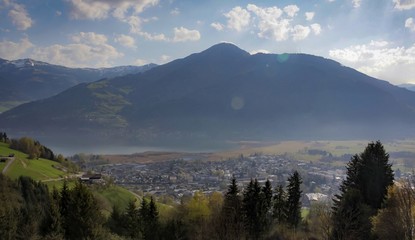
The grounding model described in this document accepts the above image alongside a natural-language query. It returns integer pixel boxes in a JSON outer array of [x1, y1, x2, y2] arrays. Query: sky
[[0, 0, 414, 85]]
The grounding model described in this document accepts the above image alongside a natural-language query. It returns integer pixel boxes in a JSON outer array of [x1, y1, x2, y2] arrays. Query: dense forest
[[0, 141, 414, 239]]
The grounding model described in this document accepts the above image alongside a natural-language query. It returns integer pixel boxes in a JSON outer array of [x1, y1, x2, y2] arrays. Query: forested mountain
[[0, 58, 156, 111], [1, 43, 415, 148]]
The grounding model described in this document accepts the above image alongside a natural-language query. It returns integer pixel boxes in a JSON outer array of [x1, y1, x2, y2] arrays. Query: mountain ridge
[[0, 57, 157, 111], [1, 43, 415, 149]]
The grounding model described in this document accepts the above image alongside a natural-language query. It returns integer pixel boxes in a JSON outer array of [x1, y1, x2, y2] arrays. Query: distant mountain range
[[0, 58, 156, 111], [1, 43, 415, 149]]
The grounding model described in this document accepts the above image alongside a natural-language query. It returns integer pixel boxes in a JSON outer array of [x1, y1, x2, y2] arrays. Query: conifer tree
[[286, 171, 302, 228], [259, 179, 273, 232], [63, 182, 105, 240], [41, 187, 63, 238], [219, 176, 244, 240], [273, 184, 287, 223], [125, 199, 141, 239], [242, 178, 262, 239], [145, 197, 160, 240], [331, 141, 394, 240]]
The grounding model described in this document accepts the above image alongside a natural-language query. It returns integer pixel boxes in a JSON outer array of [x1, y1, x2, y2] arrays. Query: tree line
[[0, 141, 414, 239]]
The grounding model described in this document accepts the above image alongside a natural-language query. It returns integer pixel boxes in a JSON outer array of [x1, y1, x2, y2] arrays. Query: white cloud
[[246, 4, 289, 41], [352, 0, 361, 8], [69, 0, 110, 20], [310, 23, 322, 35], [305, 12, 315, 21], [134, 58, 148, 65], [115, 34, 136, 48], [329, 41, 415, 84], [72, 32, 108, 45], [250, 49, 270, 54], [283, 5, 299, 17], [138, 31, 167, 41], [8, 2, 33, 30], [56, 11, 62, 16], [291, 25, 311, 41], [160, 54, 171, 63], [224, 6, 251, 32], [393, 0, 415, 10], [0, 38, 33, 59], [173, 27, 201, 42], [211, 22, 224, 31], [170, 7, 180, 16], [31, 32, 123, 68], [369, 40, 388, 47], [69, 0, 159, 20], [244, 4, 318, 41], [125, 15, 142, 33], [405, 17, 415, 32]]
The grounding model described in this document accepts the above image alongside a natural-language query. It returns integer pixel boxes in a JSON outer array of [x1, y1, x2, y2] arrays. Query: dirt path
[[2, 157, 15, 174]]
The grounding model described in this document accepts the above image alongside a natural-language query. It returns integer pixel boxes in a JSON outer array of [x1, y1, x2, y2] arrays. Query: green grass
[[0, 142, 68, 182], [94, 185, 139, 215], [7, 158, 66, 180]]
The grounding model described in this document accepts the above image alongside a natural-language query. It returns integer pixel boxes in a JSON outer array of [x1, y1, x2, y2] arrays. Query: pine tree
[[63, 182, 105, 240], [358, 141, 394, 210], [242, 178, 262, 239], [331, 141, 394, 240], [219, 177, 244, 240], [259, 179, 273, 232], [285, 171, 302, 228], [125, 199, 141, 239], [41, 187, 63, 238], [331, 189, 372, 240], [144, 197, 160, 240], [273, 184, 287, 223]]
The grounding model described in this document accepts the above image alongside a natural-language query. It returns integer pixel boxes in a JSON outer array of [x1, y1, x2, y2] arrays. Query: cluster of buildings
[[93, 154, 347, 205]]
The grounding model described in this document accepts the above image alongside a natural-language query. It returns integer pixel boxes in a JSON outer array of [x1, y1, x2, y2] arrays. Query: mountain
[[1, 43, 415, 149], [0, 58, 156, 112], [399, 83, 415, 92]]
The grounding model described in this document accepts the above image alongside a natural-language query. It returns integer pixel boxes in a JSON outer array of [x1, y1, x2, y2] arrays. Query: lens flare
[[231, 96, 244, 110]]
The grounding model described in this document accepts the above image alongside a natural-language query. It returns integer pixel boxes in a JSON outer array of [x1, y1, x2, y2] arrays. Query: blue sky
[[0, 0, 414, 84]]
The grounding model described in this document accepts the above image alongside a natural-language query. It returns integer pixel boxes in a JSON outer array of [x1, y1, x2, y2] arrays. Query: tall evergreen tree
[[107, 205, 127, 237], [63, 182, 105, 240], [125, 199, 141, 239], [41, 187, 63, 238], [331, 189, 372, 240], [259, 179, 273, 232], [273, 184, 287, 223], [219, 177, 244, 240], [144, 197, 160, 240], [331, 141, 394, 240], [242, 178, 262, 240], [285, 171, 302, 228], [358, 141, 394, 210]]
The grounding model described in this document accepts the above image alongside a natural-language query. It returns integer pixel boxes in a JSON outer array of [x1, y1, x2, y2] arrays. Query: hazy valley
[[2, 43, 415, 153]]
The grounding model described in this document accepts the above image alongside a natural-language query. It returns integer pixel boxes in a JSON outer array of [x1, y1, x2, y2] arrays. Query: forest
[[0, 141, 414, 240]]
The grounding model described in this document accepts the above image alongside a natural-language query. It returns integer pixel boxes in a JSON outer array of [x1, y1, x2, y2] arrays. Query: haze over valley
[[2, 43, 415, 154], [1, 1, 415, 239]]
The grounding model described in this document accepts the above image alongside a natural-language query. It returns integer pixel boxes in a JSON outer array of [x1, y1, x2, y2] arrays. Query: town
[[80, 153, 348, 206]]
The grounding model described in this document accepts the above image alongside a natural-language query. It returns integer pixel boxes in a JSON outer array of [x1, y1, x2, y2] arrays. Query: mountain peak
[[200, 42, 250, 57]]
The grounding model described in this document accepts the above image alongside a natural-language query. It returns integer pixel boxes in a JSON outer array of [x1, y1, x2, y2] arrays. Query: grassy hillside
[[0, 142, 70, 188], [0, 141, 151, 215], [94, 185, 139, 214]]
